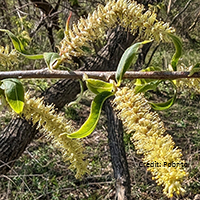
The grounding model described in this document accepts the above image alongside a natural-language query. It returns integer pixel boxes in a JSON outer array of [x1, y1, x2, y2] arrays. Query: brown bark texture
[[104, 98, 131, 200]]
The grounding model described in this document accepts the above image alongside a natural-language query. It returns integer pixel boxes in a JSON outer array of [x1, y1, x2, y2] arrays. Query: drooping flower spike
[[113, 86, 187, 198], [59, 0, 175, 63], [23, 92, 88, 178]]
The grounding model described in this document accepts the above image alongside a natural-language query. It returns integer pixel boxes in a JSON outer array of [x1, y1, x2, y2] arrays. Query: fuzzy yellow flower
[[59, 0, 175, 63], [176, 65, 200, 93], [113, 87, 187, 198], [22, 92, 88, 178], [0, 45, 18, 68]]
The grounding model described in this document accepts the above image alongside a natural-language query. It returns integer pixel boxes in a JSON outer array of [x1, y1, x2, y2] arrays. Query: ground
[[0, 87, 200, 199]]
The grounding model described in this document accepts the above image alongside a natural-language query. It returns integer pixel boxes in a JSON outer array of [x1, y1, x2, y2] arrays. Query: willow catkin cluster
[[113, 87, 187, 198], [0, 45, 18, 68], [176, 65, 200, 93], [22, 92, 88, 178], [59, 0, 175, 62]]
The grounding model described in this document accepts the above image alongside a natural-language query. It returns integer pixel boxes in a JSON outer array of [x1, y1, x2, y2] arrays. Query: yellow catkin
[[0, 45, 19, 68], [113, 87, 187, 198], [59, 0, 175, 62], [176, 65, 200, 93], [22, 92, 88, 178]]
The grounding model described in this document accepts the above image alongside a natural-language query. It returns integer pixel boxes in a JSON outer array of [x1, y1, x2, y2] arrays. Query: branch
[[170, 0, 192, 25], [0, 69, 199, 81], [188, 9, 200, 31]]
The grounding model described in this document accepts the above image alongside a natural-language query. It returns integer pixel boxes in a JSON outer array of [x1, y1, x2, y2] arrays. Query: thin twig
[[188, 9, 200, 31], [170, 0, 192, 25], [145, 43, 160, 69], [0, 69, 200, 81], [167, 0, 172, 15], [0, 160, 35, 199]]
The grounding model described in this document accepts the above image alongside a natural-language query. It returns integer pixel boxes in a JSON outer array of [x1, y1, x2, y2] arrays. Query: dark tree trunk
[[30, 0, 61, 51], [0, 118, 38, 172], [30, 0, 60, 30], [105, 99, 132, 200]]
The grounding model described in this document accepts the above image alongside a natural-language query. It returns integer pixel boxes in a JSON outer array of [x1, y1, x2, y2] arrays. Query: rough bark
[[0, 119, 38, 172], [30, 0, 61, 50], [30, 0, 60, 30], [104, 99, 131, 200], [0, 27, 134, 175]]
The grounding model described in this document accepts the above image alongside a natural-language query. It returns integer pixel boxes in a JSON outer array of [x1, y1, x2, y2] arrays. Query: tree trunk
[[104, 98, 132, 200]]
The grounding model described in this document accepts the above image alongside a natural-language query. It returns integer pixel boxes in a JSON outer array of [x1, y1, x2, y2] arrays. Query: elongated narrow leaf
[[150, 94, 176, 110], [115, 40, 151, 85], [21, 53, 43, 60], [68, 91, 114, 138], [85, 78, 114, 94], [0, 79, 24, 114], [188, 63, 200, 77], [0, 29, 25, 52], [150, 81, 177, 111], [43, 52, 61, 69], [0, 29, 43, 59], [135, 80, 161, 94], [168, 34, 182, 71], [134, 66, 162, 94]]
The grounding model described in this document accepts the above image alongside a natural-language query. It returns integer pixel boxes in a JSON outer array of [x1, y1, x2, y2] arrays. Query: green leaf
[[134, 66, 162, 94], [188, 63, 200, 77], [150, 93, 176, 110], [0, 79, 24, 114], [115, 40, 151, 85], [150, 81, 177, 111], [135, 80, 161, 94], [84, 76, 114, 94], [21, 53, 43, 60], [168, 34, 182, 71], [0, 29, 25, 53], [0, 82, 4, 95], [0, 29, 43, 59], [43, 52, 61, 69], [134, 67, 177, 110], [68, 91, 114, 138]]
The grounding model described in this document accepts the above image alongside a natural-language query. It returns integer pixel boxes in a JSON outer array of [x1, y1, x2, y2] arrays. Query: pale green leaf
[[135, 80, 161, 94], [150, 81, 177, 110], [115, 40, 151, 85], [85, 77, 114, 94], [0, 29, 43, 60], [68, 91, 114, 138], [150, 93, 176, 110], [0, 29, 25, 53], [0, 79, 24, 114], [168, 34, 182, 71], [188, 63, 200, 77], [43, 52, 61, 69], [21, 53, 43, 60], [134, 66, 162, 94]]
